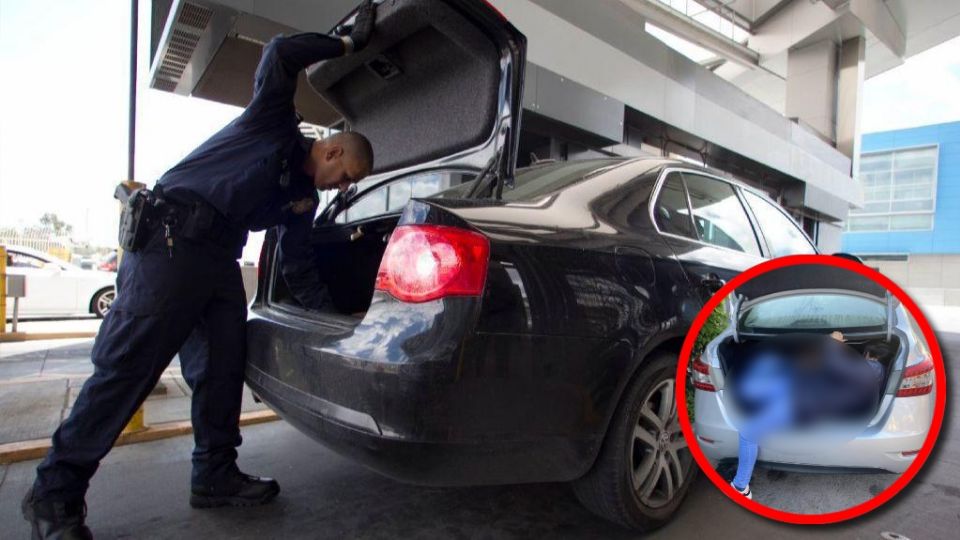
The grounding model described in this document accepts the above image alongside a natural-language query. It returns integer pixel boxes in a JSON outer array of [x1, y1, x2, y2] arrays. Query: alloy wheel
[[96, 289, 115, 317], [629, 378, 692, 508]]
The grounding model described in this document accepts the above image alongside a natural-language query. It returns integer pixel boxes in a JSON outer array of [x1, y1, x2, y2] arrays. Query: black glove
[[338, 0, 376, 54]]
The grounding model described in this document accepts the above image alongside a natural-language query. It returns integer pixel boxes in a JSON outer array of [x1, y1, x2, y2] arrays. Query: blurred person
[[728, 332, 887, 500]]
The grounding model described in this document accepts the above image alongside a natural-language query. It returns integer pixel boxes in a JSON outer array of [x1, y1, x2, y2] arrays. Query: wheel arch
[[579, 330, 689, 476]]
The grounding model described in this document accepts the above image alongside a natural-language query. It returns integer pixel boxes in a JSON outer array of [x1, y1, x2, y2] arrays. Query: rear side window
[[653, 172, 694, 238], [742, 190, 816, 257], [682, 173, 761, 256]]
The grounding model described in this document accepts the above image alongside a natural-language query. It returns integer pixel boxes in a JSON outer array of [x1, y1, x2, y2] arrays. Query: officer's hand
[[349, 0, 376, 53]]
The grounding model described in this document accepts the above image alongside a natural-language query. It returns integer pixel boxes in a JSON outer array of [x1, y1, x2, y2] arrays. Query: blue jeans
[[731, 353, 794, 490]]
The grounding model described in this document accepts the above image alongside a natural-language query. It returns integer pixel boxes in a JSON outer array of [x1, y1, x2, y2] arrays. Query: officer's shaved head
[[330, 132, 374, 173], [305, 131, 374, 192]]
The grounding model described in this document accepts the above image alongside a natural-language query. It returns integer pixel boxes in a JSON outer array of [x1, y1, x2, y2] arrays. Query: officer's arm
[[238, 33, 346, 127], [278, 205, 329, 310], [240, 1, 376, 127]]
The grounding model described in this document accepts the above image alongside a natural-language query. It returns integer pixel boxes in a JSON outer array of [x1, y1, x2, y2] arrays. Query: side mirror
[[343, 183, 359, 200], [831, 252, 864, 264]]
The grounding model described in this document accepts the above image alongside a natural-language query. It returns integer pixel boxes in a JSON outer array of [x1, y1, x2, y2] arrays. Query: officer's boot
[[190, 469, 280, 508], [21, 487, 93, 540]]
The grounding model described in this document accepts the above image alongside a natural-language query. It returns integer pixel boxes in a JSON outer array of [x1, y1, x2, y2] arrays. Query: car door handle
[[349, 226, 364, 242]]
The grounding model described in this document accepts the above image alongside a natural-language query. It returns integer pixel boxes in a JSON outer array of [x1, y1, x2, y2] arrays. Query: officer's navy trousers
[[33, 229, 248, 501]]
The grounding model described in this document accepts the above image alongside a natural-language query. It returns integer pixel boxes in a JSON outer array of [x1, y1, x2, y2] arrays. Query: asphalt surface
[[0, 333, 955, 539]]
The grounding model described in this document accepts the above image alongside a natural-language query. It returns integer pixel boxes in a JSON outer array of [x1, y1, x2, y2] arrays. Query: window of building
[[651, 1, 752, 45], [847, 146, 937, 232]]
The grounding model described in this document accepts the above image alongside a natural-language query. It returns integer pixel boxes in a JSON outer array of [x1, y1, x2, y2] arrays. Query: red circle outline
[[675, 254, 948, 524]]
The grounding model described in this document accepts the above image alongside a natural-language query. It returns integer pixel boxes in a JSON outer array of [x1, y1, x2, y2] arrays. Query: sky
[[0, 0, 242, 253], [2, 0, 960, 255]]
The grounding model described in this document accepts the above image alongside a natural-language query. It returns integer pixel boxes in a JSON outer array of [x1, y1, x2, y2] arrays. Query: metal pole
[[121, 0, 147, 435], [11, 298, 18, 333], [127, 0, 138, 181], [0, 245, 6, 336]]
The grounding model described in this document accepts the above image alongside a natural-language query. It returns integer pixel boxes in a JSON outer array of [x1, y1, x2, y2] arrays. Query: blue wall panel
[[843, 121, 960, 254]]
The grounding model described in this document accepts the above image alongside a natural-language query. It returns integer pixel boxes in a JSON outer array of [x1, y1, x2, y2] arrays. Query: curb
[[0, 332, 98, 343], [0, 410, 279, 464]]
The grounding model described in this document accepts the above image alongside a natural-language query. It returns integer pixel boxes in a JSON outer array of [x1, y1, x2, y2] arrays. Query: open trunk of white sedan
[[715, 331, 905, 424], [714, 264, 906, 425]]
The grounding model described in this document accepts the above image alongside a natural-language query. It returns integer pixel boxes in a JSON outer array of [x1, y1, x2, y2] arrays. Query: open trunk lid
[[727, 263, 897, 342], [307, 0, 526, 189]]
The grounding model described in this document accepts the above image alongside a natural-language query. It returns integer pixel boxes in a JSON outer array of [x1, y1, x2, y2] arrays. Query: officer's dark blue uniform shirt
[[155, 33, 346, 308]]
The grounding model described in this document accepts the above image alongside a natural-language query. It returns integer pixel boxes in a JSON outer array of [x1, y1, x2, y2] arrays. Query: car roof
[[524, 157, 776, 203]]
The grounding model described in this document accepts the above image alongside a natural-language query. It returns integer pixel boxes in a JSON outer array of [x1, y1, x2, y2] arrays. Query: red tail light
[[375, 225, 490, 303], [691, 356, 716, 392], [896, 357, 935, 397]]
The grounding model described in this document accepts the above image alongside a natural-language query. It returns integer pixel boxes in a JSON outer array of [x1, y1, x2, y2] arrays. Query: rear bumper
[[246, 363, 587, 486], [245, 294, 600, 486], [693, 389, 935, 474]]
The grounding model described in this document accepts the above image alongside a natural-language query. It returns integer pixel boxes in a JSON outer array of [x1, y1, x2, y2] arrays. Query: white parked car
[[692, 265, 936, 474], [4, 245, 117, 319]]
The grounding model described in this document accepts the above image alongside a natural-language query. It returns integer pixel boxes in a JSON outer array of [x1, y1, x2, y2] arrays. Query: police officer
[[21, 2, 377, 538]]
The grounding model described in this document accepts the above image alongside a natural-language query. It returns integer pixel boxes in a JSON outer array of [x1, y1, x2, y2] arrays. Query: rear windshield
[[436, 158, 625, 201], [740, 294, 886, 333]]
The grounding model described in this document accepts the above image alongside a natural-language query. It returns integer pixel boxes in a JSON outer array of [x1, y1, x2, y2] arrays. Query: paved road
[[0, 333, 955, 539]]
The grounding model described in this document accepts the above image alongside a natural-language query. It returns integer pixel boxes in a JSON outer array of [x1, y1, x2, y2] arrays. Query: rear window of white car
[[741, 294, 886, 332]]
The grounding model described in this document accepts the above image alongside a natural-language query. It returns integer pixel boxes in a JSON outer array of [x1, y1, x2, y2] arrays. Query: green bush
[[694, 305, 729, 358], [685, 304, 729, 422]]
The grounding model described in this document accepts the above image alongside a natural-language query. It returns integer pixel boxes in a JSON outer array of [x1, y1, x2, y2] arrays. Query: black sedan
[[248, 157, 818, 531], [246, 0, 816, 530]]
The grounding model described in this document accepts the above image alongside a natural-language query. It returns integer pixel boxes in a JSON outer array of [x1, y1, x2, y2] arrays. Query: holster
[[118, 189, 161, 252]]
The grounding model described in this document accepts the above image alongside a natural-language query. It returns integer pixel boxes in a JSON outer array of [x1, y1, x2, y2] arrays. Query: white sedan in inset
[[692, 265, 936, 474], [4, 245, 117, 319]]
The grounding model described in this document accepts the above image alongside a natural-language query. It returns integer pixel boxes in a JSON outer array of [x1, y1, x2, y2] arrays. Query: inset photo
[[678, 255, 946, 523]]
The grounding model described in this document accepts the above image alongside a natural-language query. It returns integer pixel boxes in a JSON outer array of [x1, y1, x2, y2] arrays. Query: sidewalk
[[0, 326, 269, 447]]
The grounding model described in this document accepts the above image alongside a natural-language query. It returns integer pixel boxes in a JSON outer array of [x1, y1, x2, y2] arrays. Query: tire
[[572, 351, 698, 530], [91, 287, 115, 318]]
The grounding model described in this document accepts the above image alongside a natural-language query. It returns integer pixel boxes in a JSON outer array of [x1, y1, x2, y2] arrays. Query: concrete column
[[837, 36, 865, 165], [785, 39, 838, 143], [549, 137, 566, 160]]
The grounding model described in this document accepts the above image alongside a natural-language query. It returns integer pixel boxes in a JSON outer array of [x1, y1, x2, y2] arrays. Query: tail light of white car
[[691, 355, 716, 392], [375, 225, 490, 303], [896, 356, 935, 397]]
